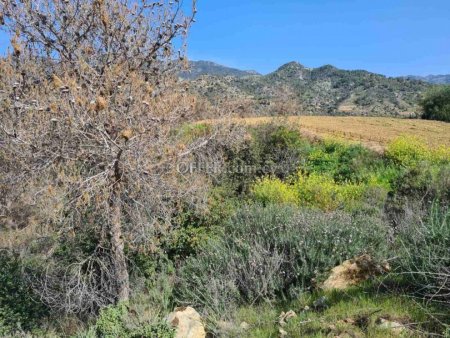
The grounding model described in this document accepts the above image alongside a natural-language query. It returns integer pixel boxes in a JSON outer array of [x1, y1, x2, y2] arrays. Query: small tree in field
[[420, 85, 450, 122], [0, 0, 220, 315]]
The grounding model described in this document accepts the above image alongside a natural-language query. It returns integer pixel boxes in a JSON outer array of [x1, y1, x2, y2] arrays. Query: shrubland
[[171, 124, 449, 336], [0, 1, 449, 336], [1, 111, 450, 336], [177, 205, 389, 315]]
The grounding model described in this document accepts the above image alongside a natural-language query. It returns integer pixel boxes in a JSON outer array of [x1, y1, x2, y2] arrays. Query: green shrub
[[0, 251, 49, 335], [131, 322, 175, 338], [420, 85, 450, 122], [162, 188, 237, 260], [251, 176, 298, 205], [129, 253, 176, 315], [294, 172, 367, 211], [251, 171, 386, 211], [94, 302, 175, 338], [248, 138, 398, 211], [385, 163, 450, 224], [220, 123, 311, 194], [386, 136, 450, 167], [394, 204, 450, 304], [176, 204, 389, 316], [305, 141, 382, 184], [95, 303, 129, 338]]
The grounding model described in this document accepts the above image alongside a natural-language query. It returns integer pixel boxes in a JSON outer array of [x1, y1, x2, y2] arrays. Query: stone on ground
[[167, 306, 206, 338]]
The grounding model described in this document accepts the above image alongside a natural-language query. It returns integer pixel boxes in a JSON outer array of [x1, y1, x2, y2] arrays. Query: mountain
[[406, 75, 450, 84], [187, 61, 430, 117], [179, 60, 260, 80]]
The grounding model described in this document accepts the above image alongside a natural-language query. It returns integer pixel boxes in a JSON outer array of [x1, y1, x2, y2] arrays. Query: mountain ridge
[[405, 74, 450, 85], [184, 59, 449, 84], [186, 60, 431, 117], [180, 60, 260, 79]]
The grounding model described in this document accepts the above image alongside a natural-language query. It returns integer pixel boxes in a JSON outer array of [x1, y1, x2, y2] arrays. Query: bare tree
[[0, 0, 216, 315]]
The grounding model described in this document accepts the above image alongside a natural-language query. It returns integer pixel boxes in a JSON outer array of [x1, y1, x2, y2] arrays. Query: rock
[[167, 306, 206, 338], [278, 310, 297, 326], [322, 254, 390, 290], [376, 318, 407, 334]]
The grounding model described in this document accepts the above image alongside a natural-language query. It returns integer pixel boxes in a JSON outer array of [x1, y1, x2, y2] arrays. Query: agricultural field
[[223, 116, 450, 152]]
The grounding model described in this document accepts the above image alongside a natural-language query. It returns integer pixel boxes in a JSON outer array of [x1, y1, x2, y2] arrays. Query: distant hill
[[187, 61, 430, 117], [406, 75, 450, 84], [179, 60, 260, 80]]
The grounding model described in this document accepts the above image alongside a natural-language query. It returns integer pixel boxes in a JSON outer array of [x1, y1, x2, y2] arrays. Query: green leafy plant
[[220, 124, 311, 194], [420, 85, 450, 122], [94, 302, 175, 338], [386, 136, 450, 167], [251, 176, 298, 205], [0, 251, 49, 335]]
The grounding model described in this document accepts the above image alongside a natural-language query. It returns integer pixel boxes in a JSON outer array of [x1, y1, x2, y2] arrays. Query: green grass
[[220, 283, 448, 337]]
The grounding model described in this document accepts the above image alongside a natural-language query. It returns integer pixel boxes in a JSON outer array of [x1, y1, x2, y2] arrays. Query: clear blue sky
[[1, 0, 449, 76], [186, 0, 450, 76]]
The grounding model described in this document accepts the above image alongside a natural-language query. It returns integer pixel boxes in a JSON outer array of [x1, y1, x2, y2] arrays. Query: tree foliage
[[0, 0, 210, 316], [420, 85, 450, 122]]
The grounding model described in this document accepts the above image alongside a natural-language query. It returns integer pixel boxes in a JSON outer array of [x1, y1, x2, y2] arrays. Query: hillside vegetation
[[407, 74, 450, 84], [180, 61, 260, 80], [188, 61, 430, 117]]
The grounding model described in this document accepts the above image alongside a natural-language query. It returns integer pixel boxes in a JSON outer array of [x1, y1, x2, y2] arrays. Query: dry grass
[[217, 116, 450, 152]]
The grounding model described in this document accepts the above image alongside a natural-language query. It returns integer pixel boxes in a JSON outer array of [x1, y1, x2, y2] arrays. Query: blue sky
[[186, 0, 450, 76], [1, 0, 449, 76]]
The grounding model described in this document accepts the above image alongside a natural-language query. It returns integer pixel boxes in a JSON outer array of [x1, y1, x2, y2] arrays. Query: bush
[[94, 302, 175, 338], [420, 85, 450, 122], [129, 253, 176, 315], [95, 303, 129, 338], [294, 172, 367, 211], [251, 171, 383, 211], [251, 176, 298, 205], [386, 136, 450, 167], [385, 163, 450, 225], [0, 251, 49, 335], [249, 139, 396, 211], [176, 204, 389, 317], [220, 124, 311, 194], [395, 204, 450, 304], [162, 188, 237, 260], [305, 141, 383, 184]]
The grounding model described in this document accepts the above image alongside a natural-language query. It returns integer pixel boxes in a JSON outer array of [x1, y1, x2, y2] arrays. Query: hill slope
[[179, 60, 260, 80], [406, 74, 450, 84], [187, 61, 430, 117]]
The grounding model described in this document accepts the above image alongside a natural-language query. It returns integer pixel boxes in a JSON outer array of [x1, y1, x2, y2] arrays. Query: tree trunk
[[109, 149, 129, 302]]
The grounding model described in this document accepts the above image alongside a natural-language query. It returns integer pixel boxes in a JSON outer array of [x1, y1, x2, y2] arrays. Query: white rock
[[167, 306, 206, 338]]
